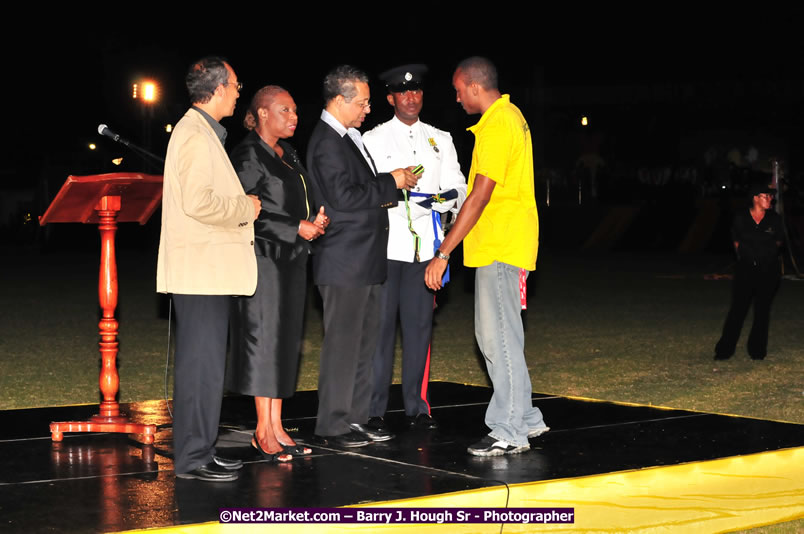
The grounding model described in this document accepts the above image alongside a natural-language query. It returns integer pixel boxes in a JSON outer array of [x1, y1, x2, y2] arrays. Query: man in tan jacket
[[157, 56, 260, 482]]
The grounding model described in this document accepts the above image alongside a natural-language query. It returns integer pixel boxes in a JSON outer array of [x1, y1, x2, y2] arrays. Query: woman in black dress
[[228, 86, 328, 460]]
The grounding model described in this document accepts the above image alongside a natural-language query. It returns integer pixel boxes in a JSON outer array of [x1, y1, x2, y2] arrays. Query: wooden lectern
[[39, 172, 163, 444]]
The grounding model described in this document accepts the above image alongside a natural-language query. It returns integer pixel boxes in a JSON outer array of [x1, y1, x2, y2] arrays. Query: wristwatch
[[435, 249, 450, 261]]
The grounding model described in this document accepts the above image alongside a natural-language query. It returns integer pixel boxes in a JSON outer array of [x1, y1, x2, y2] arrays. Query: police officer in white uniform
[[363, 64, 467, 430]]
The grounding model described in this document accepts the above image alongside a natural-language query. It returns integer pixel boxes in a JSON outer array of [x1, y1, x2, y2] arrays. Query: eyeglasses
[[224, 81, 243, 91], [351, 99, 371, 110]]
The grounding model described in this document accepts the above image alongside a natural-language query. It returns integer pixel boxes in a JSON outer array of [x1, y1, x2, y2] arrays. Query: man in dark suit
[[306, 65, 418, 447]]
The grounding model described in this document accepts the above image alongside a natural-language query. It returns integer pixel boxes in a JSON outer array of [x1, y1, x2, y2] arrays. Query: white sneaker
[[527, 426, 550, 438], [467, 436, 530, 456]]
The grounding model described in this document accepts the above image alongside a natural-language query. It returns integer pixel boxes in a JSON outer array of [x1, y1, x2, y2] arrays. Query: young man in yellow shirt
[[425, 57, 548, 456]]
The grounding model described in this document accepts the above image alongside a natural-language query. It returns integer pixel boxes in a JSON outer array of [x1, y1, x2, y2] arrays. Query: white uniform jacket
[[363, 116, 467, 262]]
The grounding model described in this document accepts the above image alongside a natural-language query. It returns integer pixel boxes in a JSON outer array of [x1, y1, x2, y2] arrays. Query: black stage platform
[[1, 382, 802, 533]]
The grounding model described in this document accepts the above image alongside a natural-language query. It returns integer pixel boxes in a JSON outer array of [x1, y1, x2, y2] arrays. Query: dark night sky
[[5, 10, 804, 184]]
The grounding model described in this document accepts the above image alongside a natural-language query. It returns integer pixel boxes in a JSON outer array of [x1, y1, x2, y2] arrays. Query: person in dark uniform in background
[[715, 183, 783, 360]]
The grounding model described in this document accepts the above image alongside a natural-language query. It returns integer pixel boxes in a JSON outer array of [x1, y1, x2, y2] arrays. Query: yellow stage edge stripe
[[117, 446, 804, 534]]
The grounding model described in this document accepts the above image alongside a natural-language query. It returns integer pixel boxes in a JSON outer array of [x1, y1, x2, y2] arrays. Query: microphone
[[98, 124, 130, 146], [95, 123, 166, 166]]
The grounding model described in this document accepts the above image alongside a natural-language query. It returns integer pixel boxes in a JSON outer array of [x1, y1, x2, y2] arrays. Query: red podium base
[[50, 419, 156, 444], [40, 173, 163, 445]]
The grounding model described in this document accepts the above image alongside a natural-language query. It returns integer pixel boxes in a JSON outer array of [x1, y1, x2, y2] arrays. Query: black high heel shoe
[[252, 433, 293, 462], [278, 440, 312, 456]]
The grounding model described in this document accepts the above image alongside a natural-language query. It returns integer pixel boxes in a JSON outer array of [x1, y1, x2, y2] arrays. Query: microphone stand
[[124, 141, 164, 168], [100, 125, 165, 170]]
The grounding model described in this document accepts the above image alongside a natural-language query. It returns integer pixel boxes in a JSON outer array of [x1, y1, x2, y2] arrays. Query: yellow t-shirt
[[464, 95, 539, 270]]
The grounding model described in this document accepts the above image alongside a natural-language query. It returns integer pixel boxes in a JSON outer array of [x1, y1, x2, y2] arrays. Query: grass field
[[2, 247, 800, 423]]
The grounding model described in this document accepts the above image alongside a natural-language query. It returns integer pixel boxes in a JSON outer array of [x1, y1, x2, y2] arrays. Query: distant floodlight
[[112, 158, 123, 166], [581, 116, 589, 126], [133, 80, 159, 103], [142, 81, 157, 102], [88, 143, 96, 150]]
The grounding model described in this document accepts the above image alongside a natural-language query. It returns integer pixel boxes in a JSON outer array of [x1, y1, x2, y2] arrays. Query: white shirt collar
[[320, 109, 348, 137], [390, 115, 420, 132], [320, 110, 374, 174]]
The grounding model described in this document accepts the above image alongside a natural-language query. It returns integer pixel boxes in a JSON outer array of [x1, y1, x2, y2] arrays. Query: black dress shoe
[[366, 416, 389, 432], [312, 431, 370, 448], [407, 413, 439, 430], [310, 434, 329, 446], [350, 423, 395, 442], [176, 461, 239, 482], [213, 455, 243, 470]]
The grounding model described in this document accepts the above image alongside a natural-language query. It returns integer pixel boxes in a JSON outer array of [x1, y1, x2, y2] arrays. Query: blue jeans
[[475, 261, 546, 446]]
